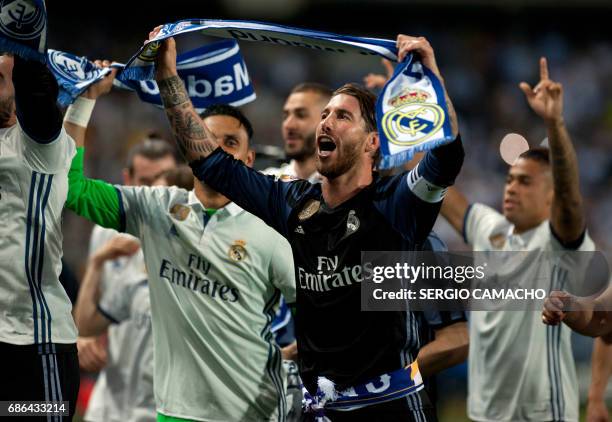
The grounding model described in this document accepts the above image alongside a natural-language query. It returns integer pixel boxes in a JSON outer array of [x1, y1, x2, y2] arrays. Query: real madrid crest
[[228, 240, 248, 262], [0, 0, 45, 40], [170, 204, 191, 221], [346, 210, 360, 235], [298, 199, 321, 221], [382, 89, 445, 147], [488, 233, 506, 249]]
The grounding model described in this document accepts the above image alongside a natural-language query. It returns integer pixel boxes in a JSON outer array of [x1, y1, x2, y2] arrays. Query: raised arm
[[12, 55, 62, 142], [397, 35, 459, 139], [74, 235, 140, 336], [64, 60, 116, 148], [440, 187, 470, 236], [149, 28, 299, 235], [374, 35, 464, 244], [520, 58, 585, 244], [151, 29, 217, 162], [64, 65, 124, 231]]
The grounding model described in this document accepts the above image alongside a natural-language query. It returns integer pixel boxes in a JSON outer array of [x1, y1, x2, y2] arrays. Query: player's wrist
[[587, 392, 605, 402], [544, 115, 565, 130], [89, 253, 108, 268], [64, 97, 96, 128], [155, 65, 178, 81]]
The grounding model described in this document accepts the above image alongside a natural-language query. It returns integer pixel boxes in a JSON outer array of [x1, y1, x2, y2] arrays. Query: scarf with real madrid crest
[[0, 0, 47, 62], [121, 19, 454, 169]]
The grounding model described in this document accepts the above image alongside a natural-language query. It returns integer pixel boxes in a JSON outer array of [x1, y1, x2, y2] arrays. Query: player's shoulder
[[117, 184, 189, 205], [371, 171, 406, 198], [543, 221, 596, 252], [2, 124, 75, 173]]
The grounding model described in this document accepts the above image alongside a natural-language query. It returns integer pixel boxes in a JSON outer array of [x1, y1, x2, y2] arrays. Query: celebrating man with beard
[[152, 27, 464, 421]]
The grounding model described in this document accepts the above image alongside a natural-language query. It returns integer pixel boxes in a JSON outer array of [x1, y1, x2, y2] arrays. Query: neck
[[322, 165, 372, 208], [1, 113, 16, 129], [512, 217, 547, 235], [194, 180, 230, 210], [292, 155, 317, 180]]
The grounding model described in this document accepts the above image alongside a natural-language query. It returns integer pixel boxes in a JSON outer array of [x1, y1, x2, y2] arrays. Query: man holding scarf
[[152, 26, 464, 421], [0, 1, 80, 415]]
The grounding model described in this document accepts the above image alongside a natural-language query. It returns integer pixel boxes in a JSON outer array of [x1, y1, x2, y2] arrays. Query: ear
[[122, 168, 131, 185], [246, 149, 256, 168], [365, 131, 379, 154]]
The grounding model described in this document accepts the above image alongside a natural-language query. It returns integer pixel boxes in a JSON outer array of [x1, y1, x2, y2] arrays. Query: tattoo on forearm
[[158, 76, 216, 161], [158, 76, 189, 107], [548, 123, 584, 233]]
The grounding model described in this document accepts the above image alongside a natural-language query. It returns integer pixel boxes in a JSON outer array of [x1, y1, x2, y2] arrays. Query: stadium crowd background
[[46, 0, 611, 418]]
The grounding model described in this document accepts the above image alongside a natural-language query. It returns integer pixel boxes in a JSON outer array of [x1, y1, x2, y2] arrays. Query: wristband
[[64, 97, 96, 128]]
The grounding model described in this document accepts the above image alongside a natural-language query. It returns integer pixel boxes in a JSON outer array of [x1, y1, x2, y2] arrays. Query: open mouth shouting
[[317, 135, 337, 158]]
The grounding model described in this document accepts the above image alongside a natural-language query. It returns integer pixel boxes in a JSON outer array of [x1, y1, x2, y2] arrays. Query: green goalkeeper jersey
[[67, 147, 296, 421]]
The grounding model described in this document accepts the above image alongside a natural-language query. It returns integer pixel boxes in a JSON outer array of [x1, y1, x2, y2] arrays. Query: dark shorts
[[300, 389, 438, 422], [0, 342, 79, 421]]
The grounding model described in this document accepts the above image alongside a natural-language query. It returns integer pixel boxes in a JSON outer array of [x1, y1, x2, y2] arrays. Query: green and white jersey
[[0, 123, 76, 346], [465, 203, 595, 422], [116, 186, 296, 422]]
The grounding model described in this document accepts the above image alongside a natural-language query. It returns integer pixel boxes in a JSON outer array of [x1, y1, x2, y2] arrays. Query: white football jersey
[[0, 122, 77, 345]]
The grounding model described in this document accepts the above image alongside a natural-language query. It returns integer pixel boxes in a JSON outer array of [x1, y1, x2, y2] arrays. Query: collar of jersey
[[187, 190, 243, 217]]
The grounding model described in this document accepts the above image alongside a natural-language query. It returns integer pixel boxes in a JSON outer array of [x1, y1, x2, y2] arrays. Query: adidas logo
[[295, 225, 305, 234]]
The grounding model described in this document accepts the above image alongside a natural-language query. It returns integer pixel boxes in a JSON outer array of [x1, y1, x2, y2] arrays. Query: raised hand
[[395, 34, 458, 137], [83, 59, 117, 100], [519, 57, 563, 125], [396, 35, 442, 80], [149, 25, 178, 80]]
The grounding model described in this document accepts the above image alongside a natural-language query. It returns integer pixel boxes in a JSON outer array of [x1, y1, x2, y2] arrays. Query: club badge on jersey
[[47, 40, 256, 112], [0, 0, 47, 62]]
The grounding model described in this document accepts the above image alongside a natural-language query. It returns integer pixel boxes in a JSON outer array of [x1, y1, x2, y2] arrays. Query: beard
[[316, 140, 361, 180], [285, 131, 316, 161], [0, 94, 14, 128]]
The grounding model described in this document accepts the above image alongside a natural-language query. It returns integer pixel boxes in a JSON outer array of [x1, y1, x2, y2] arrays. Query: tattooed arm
[[520, 57, 585, 244], [152, 31, 217, 162]]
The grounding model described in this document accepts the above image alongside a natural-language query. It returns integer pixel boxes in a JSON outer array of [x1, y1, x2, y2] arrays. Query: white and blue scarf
[[0, 0, 47, 62], [302, 361, 424, 421], [48, 40, 256, 111], [121, 19, 453, 169]]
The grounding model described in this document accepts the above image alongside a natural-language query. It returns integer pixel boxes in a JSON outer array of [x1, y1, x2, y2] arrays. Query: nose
[[505, 179, 518, 196], [283, 113, 297, 131], [319, 113, 333, 135]]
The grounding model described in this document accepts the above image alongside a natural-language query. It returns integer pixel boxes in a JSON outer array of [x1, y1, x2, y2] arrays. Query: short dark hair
[[518, 147, 550, 166], [127, 138, 176, 175], [332, 83, 377, 133], [199, 104, 254, 141], [156, 165, 194, 190], [290, 82, 333, 100]]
